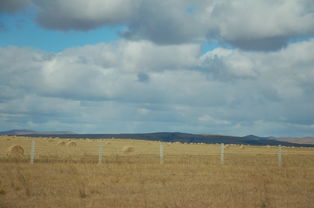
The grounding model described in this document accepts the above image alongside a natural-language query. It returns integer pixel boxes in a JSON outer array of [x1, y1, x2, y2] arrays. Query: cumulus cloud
[[207, 0, 314, 50], [0, 41, 200, 101], [1, 39, 314, 135], [0, 0, 30, 13], [2, 0, 314, 50], [122, 0, 208, 45], [20, 0, 314, 51], [2, 0, 314, 135], [33, 0, 140, 31]]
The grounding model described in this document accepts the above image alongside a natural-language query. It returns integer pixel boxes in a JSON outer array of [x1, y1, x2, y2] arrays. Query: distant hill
[[0, 129, 77, 135], [0, 129, 37, 135], [243, 134, 314, 145], [4, 130, 313, 147], [276, 137, 314, 145], [243, 135, 274, 140]]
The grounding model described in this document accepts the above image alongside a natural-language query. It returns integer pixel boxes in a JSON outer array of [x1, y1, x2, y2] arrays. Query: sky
[[0, 0, 314, 137]]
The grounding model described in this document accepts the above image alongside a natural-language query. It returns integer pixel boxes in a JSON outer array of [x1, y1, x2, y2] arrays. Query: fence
[[1, 136, 314, 167]]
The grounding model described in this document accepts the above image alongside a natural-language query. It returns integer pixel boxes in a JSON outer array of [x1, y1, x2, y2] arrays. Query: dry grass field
[[1, 136, 314, 208]]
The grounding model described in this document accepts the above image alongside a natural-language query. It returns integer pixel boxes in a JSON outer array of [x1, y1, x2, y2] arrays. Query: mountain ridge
[[1, 129, 314, 147], [0, 129, 77, 135]]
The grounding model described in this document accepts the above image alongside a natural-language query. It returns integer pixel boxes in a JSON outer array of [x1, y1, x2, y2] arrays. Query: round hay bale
[[48, 139, 54, 143], [57, 141, 66, 146], [67, 141, 77, 147], [7, 145, 24, 159], [122, 146, 135, 153], [240, 145, 245, 149]]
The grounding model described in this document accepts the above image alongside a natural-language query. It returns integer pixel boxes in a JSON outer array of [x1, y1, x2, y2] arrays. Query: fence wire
[[1, 136, 314, 167]]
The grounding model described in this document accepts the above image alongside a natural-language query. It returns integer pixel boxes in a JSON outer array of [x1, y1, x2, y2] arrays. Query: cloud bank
[[1, 39, 314, 136], [2, 0, 314, 50], [1, 0, 314, 136]]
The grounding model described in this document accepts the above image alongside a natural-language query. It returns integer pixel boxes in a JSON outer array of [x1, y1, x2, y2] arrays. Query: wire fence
[[1, 136, 314, 167]]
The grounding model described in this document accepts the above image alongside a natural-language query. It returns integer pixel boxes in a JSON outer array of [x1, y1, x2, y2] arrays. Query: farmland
[[1, 136, 314, 208]]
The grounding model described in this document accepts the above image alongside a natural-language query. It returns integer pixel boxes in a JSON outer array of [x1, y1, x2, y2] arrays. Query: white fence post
[[220, 143, 224, 165], [98, 143, 104, 164], [278, 145, 282, 167], [160, 143, 164, 164], [30, 140, 36, 164]]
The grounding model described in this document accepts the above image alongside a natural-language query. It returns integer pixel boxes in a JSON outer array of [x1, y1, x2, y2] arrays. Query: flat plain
[[1, 136, 314, 208]]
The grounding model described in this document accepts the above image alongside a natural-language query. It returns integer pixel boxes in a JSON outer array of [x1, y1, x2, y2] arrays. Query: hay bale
[[240, 145, 245, 149], [7, 145, 24, 159], [122, 146, 135, 153], [67, 141, 77, 147], [57, 141, 66, 146]]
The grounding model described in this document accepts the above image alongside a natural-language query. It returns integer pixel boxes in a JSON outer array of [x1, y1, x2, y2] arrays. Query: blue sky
[[0, 8, 219, 54], [1, 0, 314, 137], [0, 8, 122, 52]]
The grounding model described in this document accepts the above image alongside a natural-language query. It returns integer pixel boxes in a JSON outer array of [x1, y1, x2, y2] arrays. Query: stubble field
[[1, 136, 314, 208]]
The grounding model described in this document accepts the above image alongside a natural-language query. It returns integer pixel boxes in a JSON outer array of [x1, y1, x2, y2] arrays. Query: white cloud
[[200, 0, 314, 50], [2, 0, 314, 50], [23, 0, 314, 51], [33, 0, 140, 30], [3, 0, 314, 136], [208, 0, 314, 41], [0, 39, 314, 136]]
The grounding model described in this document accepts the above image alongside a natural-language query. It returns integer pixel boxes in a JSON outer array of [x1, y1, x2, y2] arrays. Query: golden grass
[[0, 136, 314, 208]]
